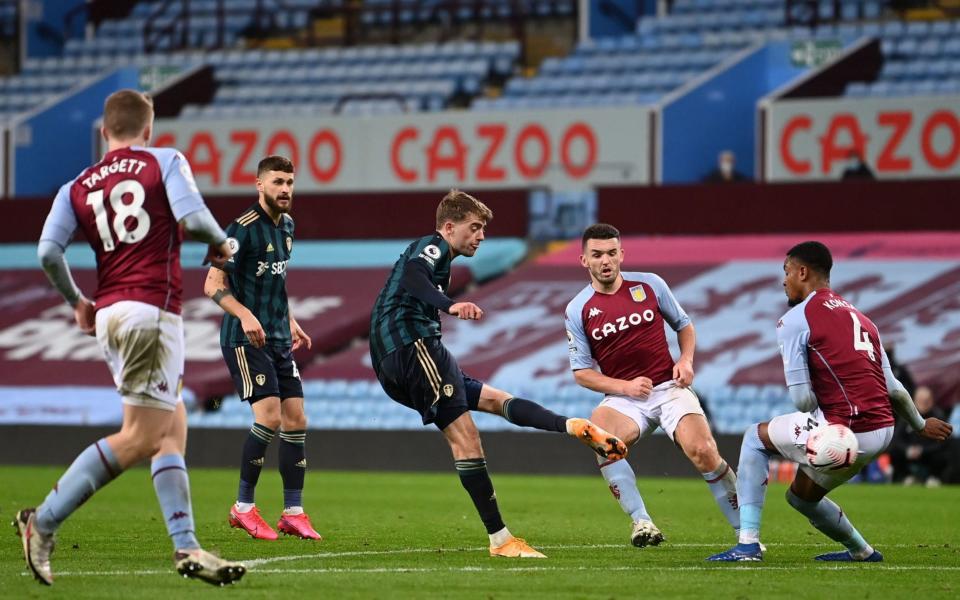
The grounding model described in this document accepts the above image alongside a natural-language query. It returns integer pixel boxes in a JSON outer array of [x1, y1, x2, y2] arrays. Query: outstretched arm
[[400, 259, 483, 320]]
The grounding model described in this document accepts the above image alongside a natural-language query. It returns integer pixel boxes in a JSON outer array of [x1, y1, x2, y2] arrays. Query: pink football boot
[[228, 505, 278, 540], [276, 512, 322, 540]]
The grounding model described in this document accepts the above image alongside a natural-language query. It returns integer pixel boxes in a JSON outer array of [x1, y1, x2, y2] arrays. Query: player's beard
[[263, 191, 292, 214], [592, 264, 618, 285]]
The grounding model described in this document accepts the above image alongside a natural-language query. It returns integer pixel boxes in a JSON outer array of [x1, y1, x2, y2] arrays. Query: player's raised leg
[[707, 422, 772, 561], [442, 411, 546, 559], [671, 411, 740, 535], [475, 382, 627, 460], [275, 397, 321, 540], [229, 395, 280, 540], [589, 406, 662, 547]]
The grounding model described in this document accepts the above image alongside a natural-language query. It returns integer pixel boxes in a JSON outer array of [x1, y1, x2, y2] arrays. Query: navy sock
[[501, 397, 567, 433], [238, 423, 274, 504], [455, 458, 505, 534], [278, 430, 306, 509]]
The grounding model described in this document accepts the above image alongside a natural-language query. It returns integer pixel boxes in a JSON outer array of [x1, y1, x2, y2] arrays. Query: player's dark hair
[[436, 189, 493, 229], [786, 241, 833, 278], [103, 90, 153, 140], [257, 155, 294, 176], [581, 223, 621, 249]]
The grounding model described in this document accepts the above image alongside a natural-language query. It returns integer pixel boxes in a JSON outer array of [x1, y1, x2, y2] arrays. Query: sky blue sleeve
[[39, 183, 78, 248], [777, 309, 811, 387], [565, 291, 594, 371], [645, 273, 691, 331], [148, 147, 207, 221]]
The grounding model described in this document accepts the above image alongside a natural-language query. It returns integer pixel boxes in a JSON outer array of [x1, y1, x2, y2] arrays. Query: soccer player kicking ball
[[369, 190, 627, 559], [708, 242, 953, 562], [565, 224, 741, 548], [204, 155, 321, 541], [17, 89, 245, 586]]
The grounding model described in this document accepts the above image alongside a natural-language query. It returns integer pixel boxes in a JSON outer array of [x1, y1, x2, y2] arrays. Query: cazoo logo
[[256, 260, 288, 277], [591, 310, 656, 340]]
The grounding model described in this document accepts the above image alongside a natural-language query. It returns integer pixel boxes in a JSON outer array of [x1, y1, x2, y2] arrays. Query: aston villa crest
[[629, 285, 646, 302]]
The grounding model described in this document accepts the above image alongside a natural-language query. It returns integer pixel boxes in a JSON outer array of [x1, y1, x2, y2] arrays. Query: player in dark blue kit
[[370, 189, 628, 558], [204, 155, 320, 541]]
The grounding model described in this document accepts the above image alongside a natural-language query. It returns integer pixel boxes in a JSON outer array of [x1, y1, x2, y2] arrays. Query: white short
[[95, 300, 184, 411], [600, 381, 705, 442], [767, 408, 894, 490]]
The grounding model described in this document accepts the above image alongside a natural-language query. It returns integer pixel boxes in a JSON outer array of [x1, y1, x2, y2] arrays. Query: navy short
[[222, 344, 303, 403], [374, 337, 483, 430]]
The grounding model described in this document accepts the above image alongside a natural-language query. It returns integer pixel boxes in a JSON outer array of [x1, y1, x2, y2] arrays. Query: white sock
[[283, 506, 304, 516], [489, 526, 512, 547], [597, 455, 651, 522], [234, 501, 255, 513], [702, 460, 740, 531]]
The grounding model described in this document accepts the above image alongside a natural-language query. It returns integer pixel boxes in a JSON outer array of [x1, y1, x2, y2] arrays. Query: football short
[[767, 408, 894, 490], [95, 300, 184, 411], [374, 336, 483, 430], [599, 380, 705, 442], [222, 344, 303, 402]]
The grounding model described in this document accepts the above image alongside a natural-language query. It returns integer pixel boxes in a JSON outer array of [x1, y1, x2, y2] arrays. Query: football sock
[[238, 423, 274, 504], [151, 453, 200, 551], [702, 460, 740, 530], [786, 490, 873, 559], [500, 397, 567, 433], [278, 429, 307, 510], [737, 424, 772, 544], [597, 455, 651, 522], [455, 458, 506, 534], [489, 526, 513, 547], [35, 439, 121, 534]]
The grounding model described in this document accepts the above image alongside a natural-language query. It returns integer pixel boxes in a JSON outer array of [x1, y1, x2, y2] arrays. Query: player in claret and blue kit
[[708, 241, 953, 562], [564, 224, 741, 548], [16, 90, 245, 586]]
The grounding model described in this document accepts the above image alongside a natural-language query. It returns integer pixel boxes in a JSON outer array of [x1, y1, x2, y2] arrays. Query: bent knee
[[686, 441, 720, 470]]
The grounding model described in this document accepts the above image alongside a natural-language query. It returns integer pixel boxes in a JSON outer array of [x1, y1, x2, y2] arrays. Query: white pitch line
[[36, 564, 960, 578], [242, 542, 953, 567], [35, 542, 960, 578]]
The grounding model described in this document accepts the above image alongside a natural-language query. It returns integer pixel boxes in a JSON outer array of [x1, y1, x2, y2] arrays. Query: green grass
[[1, 466, 958, 598]]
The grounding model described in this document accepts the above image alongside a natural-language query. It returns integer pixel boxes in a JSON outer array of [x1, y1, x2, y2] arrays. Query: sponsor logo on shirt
[[588, 307, 603, 318], [591, 310, 656, 340], [256, 260, 288, 277]]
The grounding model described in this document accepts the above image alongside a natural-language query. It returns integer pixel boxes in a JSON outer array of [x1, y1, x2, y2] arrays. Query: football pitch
[[2, 466, 958, 599]]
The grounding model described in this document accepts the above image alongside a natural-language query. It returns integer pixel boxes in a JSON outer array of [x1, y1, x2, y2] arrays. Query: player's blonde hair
[[435, 189, 493, 229], [103, 89, 154, 140]]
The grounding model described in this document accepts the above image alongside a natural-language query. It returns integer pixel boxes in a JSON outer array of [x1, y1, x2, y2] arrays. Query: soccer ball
[[805, 424, 858, 471]]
